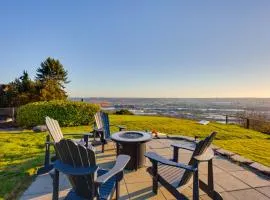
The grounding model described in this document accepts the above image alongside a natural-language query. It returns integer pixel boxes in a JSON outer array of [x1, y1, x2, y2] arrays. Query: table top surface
[[111, 131, 152, 143]]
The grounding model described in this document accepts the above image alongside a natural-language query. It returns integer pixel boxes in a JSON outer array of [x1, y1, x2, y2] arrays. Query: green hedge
[[16, 100, 100, 127]]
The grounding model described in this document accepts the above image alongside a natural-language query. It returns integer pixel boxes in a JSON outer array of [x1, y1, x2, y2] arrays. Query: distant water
[[71, 97, 270, 122]]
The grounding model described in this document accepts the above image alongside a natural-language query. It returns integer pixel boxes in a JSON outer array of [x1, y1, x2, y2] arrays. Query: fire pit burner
[[111, 131, 152, 170], [119, 132, 143, 139]]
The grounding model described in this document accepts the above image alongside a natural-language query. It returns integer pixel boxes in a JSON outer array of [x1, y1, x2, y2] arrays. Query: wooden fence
[[225, 115, 270, 134], [0, 107, 16, 120]]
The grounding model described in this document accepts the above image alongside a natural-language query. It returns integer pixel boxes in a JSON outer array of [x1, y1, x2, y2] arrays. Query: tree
[[19, 70, 31, 92], [0, 58, 70, 107], [36, 57, 69, 87], [38, 79, 67, 101], [36, 57, 69, 100]]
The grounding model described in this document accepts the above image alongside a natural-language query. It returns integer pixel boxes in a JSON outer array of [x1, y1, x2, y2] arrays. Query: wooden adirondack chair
[[52, 139, 130, 200], [88, 112, 105, 141], [85, 111, 126, 152], [45, 116, 94, 146], [38, 116, 94, 175], [145, 132, 222, 200]]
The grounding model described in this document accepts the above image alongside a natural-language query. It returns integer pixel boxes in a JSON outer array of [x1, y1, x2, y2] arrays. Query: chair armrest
[[171, 143, 196, 151], [45, 141, 54, 145], [194, 148, 214, 162], [76, 139, 95, 151], [54, 160, 98, 175], [145, 152, 197, 172], [110, 124, 126, 129], [95, 155, 130, 185], [94, 127, 103, 132], [77, 139, 86, 146]]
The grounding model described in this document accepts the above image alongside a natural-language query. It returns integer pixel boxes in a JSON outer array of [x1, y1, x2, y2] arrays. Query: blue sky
[[0, 1, 269, 97]]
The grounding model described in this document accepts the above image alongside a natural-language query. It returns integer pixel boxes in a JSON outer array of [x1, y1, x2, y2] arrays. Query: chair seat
[[147, 164, 186, 188], [65, 169, 116, 200], [158, 164, 185, 188]]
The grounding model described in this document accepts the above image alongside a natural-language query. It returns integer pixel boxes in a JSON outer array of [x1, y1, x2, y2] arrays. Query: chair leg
[[193, 163, 199, 200], [102, 143, 105, 153], [44, 135, 50, 166], [52, 169, 59, 200], [37, 135, 53, 174], [115, 181, 120, 200], [173, 147, 179, 162], [116, 143, 120, 155], [83, 134, 89, 147], [152, 161, 158, 194], [208, 159, 214, 198]]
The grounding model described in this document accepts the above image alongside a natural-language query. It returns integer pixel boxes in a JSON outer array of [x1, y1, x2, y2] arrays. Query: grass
[[110, 115, 270, 166], [0, 114, 269, 199], [0, 126, 90, 200]]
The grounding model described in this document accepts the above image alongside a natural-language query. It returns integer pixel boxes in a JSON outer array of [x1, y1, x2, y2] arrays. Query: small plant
[[16, 100, 100, 127]]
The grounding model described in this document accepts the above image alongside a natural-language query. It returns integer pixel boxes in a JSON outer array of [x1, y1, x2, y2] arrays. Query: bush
[[115, 109, 134, 115], [16, 100, 100, 127]]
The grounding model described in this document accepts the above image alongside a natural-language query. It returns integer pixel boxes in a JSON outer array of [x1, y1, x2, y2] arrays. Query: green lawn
[[1, 115, 269, 199]]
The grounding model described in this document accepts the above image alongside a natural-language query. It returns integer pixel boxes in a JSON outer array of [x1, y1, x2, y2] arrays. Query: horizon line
[[69, 96, 270, 99]]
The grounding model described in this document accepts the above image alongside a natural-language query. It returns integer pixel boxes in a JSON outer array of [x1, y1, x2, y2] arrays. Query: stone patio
[[20, 138, 270, 200]]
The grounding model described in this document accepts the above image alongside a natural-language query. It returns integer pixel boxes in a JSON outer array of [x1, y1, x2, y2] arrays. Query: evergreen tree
[[36, 57, 69, 100]]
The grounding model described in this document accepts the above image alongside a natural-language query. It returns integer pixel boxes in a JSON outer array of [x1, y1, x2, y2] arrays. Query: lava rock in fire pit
[[119, 132, 143, 139]]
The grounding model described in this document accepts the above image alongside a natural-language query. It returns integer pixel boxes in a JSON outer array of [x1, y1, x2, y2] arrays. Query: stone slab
[[250, 162, 270, 176], [198, 161, 225, 175], [32, 125, 48, 132], [256, 186, 270, 198], [231, 154, 254, 165], [215, 148, 235, 157], [214, 158, 245, 172], [22, 173, 53, 196], [229, 188, 270, 200], [125, 182, 166, 200], [231, 170, 270, 188], [213, 173, 250, 191], [124, 168, 152, 184]]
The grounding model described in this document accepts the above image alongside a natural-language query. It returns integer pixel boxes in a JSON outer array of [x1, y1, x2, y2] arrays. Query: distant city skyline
[[1, 1, 270, 98]]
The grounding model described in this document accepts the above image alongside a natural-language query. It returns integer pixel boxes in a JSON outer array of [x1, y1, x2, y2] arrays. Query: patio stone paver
[[199, 174, 225, 193], [213, 158, 246, 172], [20, 138, 270, 200], [124, 168, 152, 184], [231, 170, 270, 188], [125, 182, 167, 200], [256, 186, 270, 198], [229, 188, 270, 200], [211, 172, 250, 191], [159, 185, 192, 200], [116, 183, 129, 200], [198, 161, 226, 175]]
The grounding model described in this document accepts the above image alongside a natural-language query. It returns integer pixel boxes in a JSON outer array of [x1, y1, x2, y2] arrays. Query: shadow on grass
[[0, 154, 44, 200]]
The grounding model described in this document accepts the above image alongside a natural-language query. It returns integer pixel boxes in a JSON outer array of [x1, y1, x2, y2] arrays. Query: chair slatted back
[[55, 139, 97, 199], [179, 132, 217, 186], [45, 116, 64, 143], [94, 112, 103, 129], [101, 112, 111, 139]]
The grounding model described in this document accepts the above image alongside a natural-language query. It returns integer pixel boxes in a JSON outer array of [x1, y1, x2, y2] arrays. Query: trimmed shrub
[[16, 100, 100, 127]]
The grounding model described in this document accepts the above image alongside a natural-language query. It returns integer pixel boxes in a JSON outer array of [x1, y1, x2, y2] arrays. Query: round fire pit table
[[111, 131, 152, 170]]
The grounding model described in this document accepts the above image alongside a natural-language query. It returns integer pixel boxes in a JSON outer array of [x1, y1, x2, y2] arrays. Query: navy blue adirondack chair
[[85, 112, 126, 152], [145, 132, 223, 200], [52, 139, 130, 200], [100, 112, 126, 152], [38, 116, 94, 175]]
